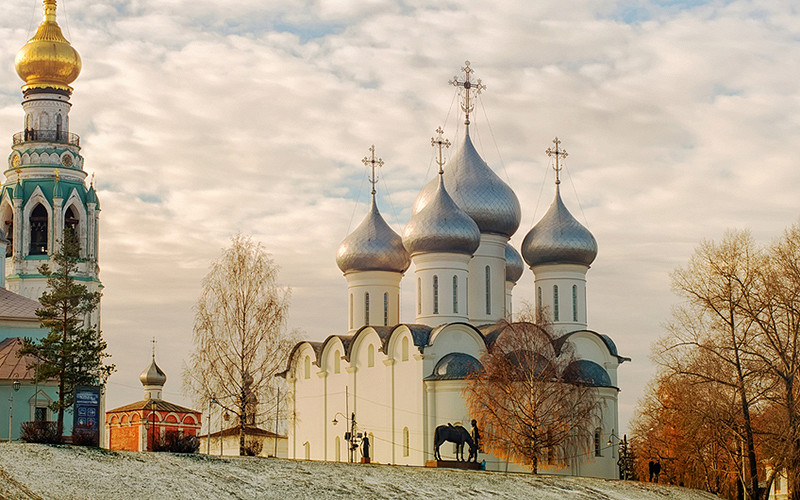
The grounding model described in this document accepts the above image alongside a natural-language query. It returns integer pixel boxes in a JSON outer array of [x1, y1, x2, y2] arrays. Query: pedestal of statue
[[425, 460, 480, 470]]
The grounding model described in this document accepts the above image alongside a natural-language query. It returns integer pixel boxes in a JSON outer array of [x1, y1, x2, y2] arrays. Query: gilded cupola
[[15, 0, 82, 92]]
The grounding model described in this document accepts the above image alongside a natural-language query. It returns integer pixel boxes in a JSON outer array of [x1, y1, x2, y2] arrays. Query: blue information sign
[[73, 385, 101, 445]]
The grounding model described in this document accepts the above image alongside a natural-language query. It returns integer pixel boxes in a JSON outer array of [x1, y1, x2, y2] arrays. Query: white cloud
[[1, 0, 798, 434]]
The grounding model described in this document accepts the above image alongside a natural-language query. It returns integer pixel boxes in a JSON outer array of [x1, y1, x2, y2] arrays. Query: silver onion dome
[[521, 185, 597, 267], [412, 131, 521, 237], [139, 357, 167, 387], [403, 176, 481, 256], [505, 242, 524, 283], [336, 198, 410, 274]]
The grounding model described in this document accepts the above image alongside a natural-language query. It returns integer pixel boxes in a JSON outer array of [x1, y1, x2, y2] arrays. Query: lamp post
[[8, 380, 20, 442], [332, 411, 358, 463]]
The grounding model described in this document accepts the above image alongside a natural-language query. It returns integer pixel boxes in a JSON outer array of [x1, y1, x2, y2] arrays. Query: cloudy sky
[[1, 0, 799, 436]]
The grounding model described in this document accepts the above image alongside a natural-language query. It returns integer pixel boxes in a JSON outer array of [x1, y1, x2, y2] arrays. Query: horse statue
[[433, 423, 477, 462]]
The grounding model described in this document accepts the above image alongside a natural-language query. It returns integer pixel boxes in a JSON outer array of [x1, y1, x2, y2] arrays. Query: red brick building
[[106, 356, 201, 451]]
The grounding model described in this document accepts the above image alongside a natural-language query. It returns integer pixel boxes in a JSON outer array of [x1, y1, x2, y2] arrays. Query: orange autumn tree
[[464, 320, 599, 473]]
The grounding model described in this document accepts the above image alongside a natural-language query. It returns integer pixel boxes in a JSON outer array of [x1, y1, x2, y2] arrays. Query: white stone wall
[[412, 253, 471, 326], [344, 271, 402, 333], [466, 234, 508, 325], [531, 263, 589, 333]]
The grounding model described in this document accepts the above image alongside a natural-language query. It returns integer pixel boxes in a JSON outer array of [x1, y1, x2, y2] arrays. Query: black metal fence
[[12, 130, 80, 147]]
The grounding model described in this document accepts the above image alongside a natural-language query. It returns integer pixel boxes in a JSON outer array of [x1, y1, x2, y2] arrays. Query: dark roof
[[425, 353, 482, 381], [0, 288, 39, 320], [0, 337, 39, 380], [107, 399, 200, 414], [556, 329, 630, 363], [563, 360, 613, 388], [197, 425, 285, 440]]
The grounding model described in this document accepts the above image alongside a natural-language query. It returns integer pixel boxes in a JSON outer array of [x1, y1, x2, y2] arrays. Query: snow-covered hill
[[0, 443, 719, 499]]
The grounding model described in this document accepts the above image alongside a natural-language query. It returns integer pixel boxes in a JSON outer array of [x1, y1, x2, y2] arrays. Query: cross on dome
[[449, 61, 485, 127], [151, 336, 157, 359], [546, 137, 568, 185], [431, 126, 451, 175], [362, 145, 384, 198]]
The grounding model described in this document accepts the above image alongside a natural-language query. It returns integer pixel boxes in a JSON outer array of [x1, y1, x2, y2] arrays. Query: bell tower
[[3, 0, 101, 319]]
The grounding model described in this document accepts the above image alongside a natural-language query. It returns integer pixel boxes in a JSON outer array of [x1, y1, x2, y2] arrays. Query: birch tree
[[464, 321, 599, 473], [184, 234, 294, 455]]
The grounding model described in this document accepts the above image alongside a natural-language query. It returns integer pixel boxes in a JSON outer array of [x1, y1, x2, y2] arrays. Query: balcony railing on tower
[[13, 130, 80, 147]]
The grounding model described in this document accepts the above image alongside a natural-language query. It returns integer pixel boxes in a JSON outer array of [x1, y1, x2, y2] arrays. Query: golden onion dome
[[15, 0, 81, 92]]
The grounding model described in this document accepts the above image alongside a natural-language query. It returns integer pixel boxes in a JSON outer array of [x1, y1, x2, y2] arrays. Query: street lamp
[[8, 380, 20, 442], [332, 411, 359, 463]]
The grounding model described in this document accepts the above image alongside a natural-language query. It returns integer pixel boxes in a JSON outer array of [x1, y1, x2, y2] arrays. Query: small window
[[553, 285, 559, 321], [304, 356, 311, 379], [417, 278, 421, 314], [64, 205, 79, 232], [34, 407, 47, 421], [349, 294, 353, 329], [452, 275, 458, 314], [403, 427, 410, 457], [537, 287, 542, 317], [368, 344, 375, 367], [335, 436, 341, 462], [334, 350, 341, 374], [485, 266, 491, 315], [572, 285, 578, 322], [384, 292, 389, 326], [433, 275, 439, 314], [401, 337, 409, 362], [365, 293, 370, 326], [594, 428, 602, 457], [304, 441, 310, 460]]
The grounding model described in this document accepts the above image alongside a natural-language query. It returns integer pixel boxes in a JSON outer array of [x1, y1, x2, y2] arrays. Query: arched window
[[553, 285, 559, 321], [334, 350, 341, 374], [383, 292, 389, 326], [537, 286, 542, 316], [349, 294, 353, 329], [368, 432, 375, 458], [56, 114, 62, 139], [594, 428, 602, 457], [304, 441, 310, 460], [433, 275, 439, 314], [364, 292, 370, 326], [3, 209, 13, 258], [303, 356, 311, 379], [485, 266, 491, 315], [403, 427, 410, 457], [417, 278, 421, 314], [452, 275, 458, 314], [335, 436, 341, 462], [29, 204, 48, 255], [367, 344, 375, 368], [401, 337, 409, 362], [572, 285, 578, 322], [465, 278, 469, 315]]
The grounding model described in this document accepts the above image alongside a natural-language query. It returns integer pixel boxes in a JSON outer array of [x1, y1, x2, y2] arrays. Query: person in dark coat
[[653, 461, 661, 483], [648, 460, 655, 482], [361, 435, 370, 461]]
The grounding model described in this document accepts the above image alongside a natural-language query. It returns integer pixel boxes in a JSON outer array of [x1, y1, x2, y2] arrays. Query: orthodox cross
[[431, 127, 451, 175], [449, 60, 486, 126], [54, 169, 60, 183], [546, 137, 568, 185], [362, 145, 383, 197], [151, 336, 157, 359], [90, 172, 95, 187]]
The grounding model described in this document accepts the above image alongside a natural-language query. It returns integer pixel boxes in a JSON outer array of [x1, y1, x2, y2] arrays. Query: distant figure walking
[[648, 460, 655, 482], [653, 461, 661, 483]]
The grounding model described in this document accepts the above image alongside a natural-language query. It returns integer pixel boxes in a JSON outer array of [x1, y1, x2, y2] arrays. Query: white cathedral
[[283, 63, 628, 478]]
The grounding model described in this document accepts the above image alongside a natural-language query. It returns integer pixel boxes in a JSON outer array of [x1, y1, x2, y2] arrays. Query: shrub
[[71, 425, 99, 447], [153, 431, 199, 454], [20, 421, 62, 444], [244, 439, 263, 456]]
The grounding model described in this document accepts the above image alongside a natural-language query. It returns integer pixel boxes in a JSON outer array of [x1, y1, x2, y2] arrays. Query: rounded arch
[[165, 413, 179, 424], [130, 413, 140, 423], [120, 414, 129, 424], [63, 190, 87, 256], [317, 335, 347, 374], [428, 322, 486, 354], [109, 415, 119, 425], [0, 197, 14, 257], [183, 415, 196, 425], [384, 325, 417, 362], [348, 326, 383, 368]]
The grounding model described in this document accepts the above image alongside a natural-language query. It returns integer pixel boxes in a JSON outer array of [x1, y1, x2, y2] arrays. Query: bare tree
[[184, 234, 295, 455], [464, 320, 599, 473], [661, 230, 766, 499]]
